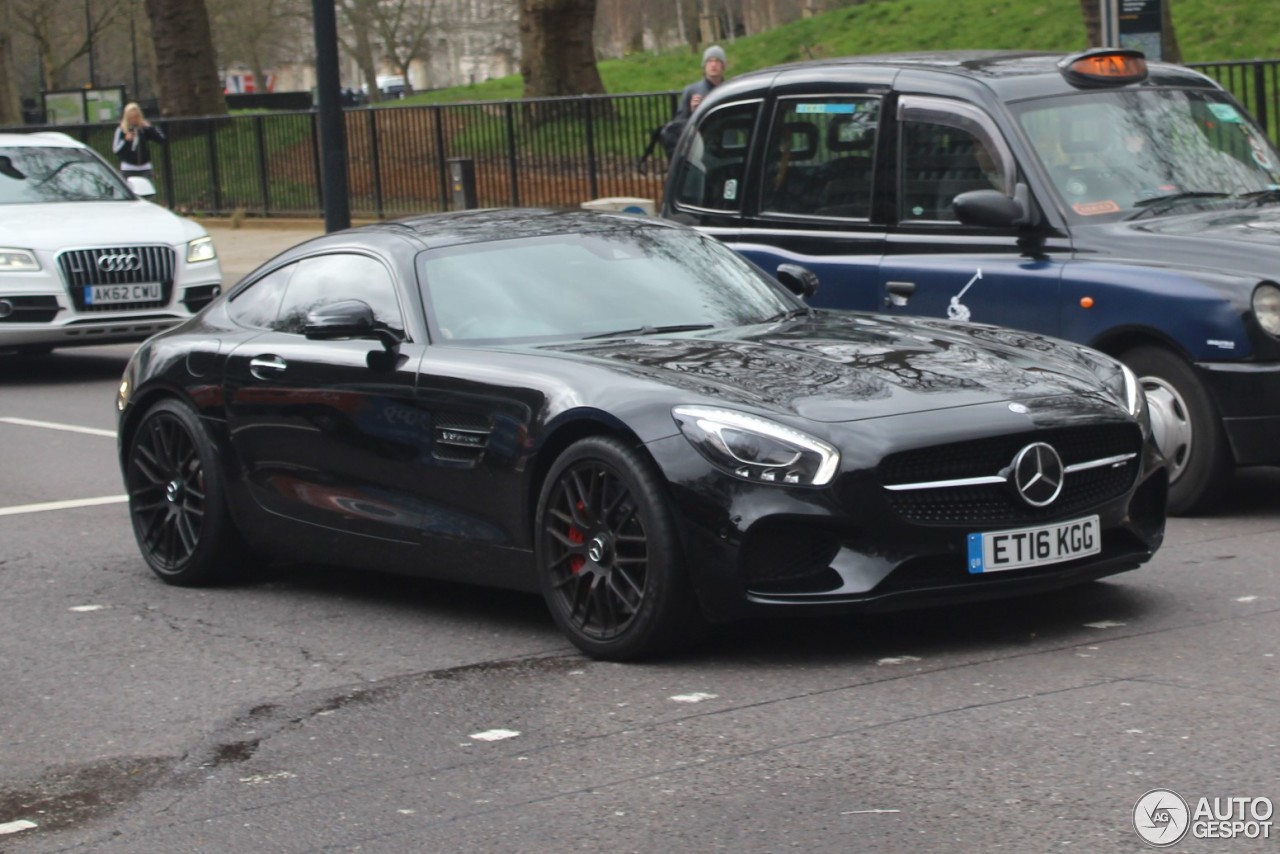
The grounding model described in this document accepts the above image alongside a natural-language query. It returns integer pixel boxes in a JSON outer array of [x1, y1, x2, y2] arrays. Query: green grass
[[398, 0, 1279, 107]]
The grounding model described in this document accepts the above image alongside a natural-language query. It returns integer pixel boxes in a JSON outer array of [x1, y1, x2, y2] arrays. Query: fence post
[[1254, 63, 1269, 143], [206, 118, 222, 215], [583, 98, 598, 201], [367, 108, 384, 219], [433, 106, 449, 211], [255, 115, 271, 216], [310, 111, 324, 214], [160, 122, 176, 211], [505, 101, 520, 207]]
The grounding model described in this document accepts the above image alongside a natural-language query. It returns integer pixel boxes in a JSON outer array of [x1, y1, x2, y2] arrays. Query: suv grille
[[56, 246, 176, 312], [879, 423, 1142, 526]]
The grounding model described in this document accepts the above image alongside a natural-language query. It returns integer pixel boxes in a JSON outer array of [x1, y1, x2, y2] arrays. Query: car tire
[[1121, 345, 1232, 516], [535, 436, 707, 661], [124, 398, 252, 586]]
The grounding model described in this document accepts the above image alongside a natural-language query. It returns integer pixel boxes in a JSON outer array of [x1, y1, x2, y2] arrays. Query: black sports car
[[115, 209, 1167, 660]]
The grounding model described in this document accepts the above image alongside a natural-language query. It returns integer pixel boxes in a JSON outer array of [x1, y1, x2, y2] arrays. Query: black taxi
[[660, 48, 1280, 515]]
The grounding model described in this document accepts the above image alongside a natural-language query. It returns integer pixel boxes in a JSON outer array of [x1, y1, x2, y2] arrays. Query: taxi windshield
[[1010, 88, 1280, 222]]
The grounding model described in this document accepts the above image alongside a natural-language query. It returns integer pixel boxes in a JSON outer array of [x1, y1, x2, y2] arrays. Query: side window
[[227, 263, 294, 329], [762, 97, 880, 219], [671, 101, 760, 212], [274, 253, 406, 337], [899, 97, 1014, 223]]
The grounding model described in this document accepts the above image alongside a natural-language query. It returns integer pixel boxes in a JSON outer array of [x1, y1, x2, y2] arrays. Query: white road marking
[[1235, 595, 1259, 603], [1084, 620, 1126, 629], [669, 692, 718, 703], [470, 729, 520, 741], [0, 820, 38, 835], [841, 809, 901, 815], [0, 416, 116, 438], [0, 495, 128, 517], [69, 605, 105, 612], [876, 656, 922, 666]]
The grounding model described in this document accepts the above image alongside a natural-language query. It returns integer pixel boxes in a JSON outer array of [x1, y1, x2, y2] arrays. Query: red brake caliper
[[567, 500, 586, 574]]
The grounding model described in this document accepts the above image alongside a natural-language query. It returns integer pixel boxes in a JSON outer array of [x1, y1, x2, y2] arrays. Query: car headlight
[[187, 236, 216, 263], [673, 405, 840, 486], [1118, 362, 1152, 438], [1254, 282, 1280, 337], [0, 248, 40, 271]]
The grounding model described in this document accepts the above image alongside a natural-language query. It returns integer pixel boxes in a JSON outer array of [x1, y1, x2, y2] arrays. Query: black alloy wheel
[[536, 436, 704, 661], [125, 399, 247, 586]]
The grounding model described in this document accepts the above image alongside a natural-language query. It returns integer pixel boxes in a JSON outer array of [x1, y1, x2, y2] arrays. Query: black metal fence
[[11, 59, 1280, 219]]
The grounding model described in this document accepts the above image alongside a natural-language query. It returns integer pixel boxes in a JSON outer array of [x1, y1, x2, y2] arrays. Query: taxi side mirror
[[954, 183, 1040, 229]]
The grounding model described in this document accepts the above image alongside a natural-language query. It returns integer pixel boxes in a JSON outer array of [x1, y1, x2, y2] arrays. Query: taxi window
[[762, 97, 880, 219], [757, 96, 880, 220], [670, 102, 759, 212]]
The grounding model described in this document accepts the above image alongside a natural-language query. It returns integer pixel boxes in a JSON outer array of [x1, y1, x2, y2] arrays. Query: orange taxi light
[[1058, 49, 1149, 86]]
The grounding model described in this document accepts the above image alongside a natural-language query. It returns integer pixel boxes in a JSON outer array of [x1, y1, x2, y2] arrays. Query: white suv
[[0, 131, 222, 355]]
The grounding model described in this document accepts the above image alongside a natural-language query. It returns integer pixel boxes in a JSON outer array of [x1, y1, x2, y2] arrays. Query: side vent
[[433, 412, 491, 464]]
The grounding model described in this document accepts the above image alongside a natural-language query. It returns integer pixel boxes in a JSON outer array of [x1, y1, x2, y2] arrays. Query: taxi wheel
[[535, 436, 706, 661], [124, 399, 251, 586], [1121, 345, 1232, 516]]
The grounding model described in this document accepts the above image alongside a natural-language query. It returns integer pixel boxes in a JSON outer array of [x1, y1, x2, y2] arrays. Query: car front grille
[[879, 423, 1142, 526], [56, 246, 176, 312]]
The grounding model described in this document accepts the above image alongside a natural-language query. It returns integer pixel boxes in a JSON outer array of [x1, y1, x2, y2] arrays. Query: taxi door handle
[[249, 355, 287, 379], [886, 280, 916, 307]]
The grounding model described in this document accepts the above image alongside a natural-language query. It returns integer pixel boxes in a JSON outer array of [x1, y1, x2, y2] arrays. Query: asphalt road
[[1, 225, 1277, 852]]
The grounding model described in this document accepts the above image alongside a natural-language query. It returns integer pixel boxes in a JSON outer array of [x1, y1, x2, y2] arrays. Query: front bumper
[[648, 404, 1168, 624], [1195, 360, 1280, 466]]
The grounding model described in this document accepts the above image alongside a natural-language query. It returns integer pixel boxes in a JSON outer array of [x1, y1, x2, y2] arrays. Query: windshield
[[1010, 88, 1280, 222], [0, 146, 134, 204], [419, 226, 800, 343]]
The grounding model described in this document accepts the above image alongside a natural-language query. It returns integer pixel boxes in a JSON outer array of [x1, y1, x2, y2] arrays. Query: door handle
[[885, 280, 916, 307], [249, 355, 287, 379]]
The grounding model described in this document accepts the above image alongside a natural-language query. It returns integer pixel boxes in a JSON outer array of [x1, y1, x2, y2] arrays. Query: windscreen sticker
[[722, 178, 738, 200], [1247, 131, 1276, 170], [795, 103, 857, 114], [1073, 200, 1122, 216], [1208, 103, 1245, 123]]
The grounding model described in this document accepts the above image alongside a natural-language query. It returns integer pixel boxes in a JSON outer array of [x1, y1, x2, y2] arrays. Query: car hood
[[0, 200, 207, 250], [1082, 205, 1280, 278], [541, 313, 1122, 423]]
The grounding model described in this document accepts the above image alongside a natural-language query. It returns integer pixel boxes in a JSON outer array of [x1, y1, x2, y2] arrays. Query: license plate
[[967, 515, 1100, 574], [85, 283, 161, 305]]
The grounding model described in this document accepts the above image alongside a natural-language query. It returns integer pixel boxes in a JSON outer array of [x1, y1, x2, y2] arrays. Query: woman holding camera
[[112, 102, 165, 183]]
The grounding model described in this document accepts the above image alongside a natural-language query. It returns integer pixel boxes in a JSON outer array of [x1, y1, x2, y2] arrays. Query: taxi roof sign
[[1058, 48, 1149, 86]]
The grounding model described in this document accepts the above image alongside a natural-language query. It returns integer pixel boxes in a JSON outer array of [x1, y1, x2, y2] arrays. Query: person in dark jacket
[[112, 102, 165, 183], [675, 45, 726, 123]]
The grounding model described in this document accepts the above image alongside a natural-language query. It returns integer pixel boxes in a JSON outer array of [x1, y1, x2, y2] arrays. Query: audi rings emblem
[[97, 253, 141, 273], [1010, 442, 1064, 507]]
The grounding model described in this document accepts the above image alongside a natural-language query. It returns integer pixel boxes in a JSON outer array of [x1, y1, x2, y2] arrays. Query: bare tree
[[209, 0, 310, 93], [373, 0, 437, 95], [144, 0, 225, 116], [518, 0, 606, 98], [0, 2, 22, 126], [9, 0, 128, 90], [337, 0, 382, 101]]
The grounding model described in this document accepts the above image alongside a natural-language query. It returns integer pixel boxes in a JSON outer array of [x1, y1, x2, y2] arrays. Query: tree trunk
[[0, 27, 22, 127], [1160, 0, 1181, 63], [518, 0, 605, 99], [144, 0, 225, 117]]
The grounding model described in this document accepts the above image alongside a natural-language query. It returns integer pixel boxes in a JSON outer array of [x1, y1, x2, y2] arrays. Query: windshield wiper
[[1126, 191, 1231, 220], [764, 307, 812, 323], [582, 323, 715, 340], [1232, 188, 1280, 208]]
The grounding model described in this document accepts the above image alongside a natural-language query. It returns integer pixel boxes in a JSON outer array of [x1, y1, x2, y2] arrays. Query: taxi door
[[877, 96, 1071, 337]]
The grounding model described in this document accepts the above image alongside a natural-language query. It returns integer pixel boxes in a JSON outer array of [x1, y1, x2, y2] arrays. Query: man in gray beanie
[[657, 44, 727, 155]]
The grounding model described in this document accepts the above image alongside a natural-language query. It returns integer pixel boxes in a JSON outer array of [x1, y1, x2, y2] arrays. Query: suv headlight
[[1254, 283, 1280, 337], [673, 405, 840, 486], [187, 236, 216, 263], [0, 248, 40, 271]]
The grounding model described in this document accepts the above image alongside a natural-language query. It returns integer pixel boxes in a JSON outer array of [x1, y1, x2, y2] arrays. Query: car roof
[[0, 131, 89, 149], [712, 49, 1218, 102], [353, 208, 686, 250]]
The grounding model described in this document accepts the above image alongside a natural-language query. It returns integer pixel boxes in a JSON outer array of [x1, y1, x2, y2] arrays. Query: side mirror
[[954, 183, 1041, 229], [305, 299, 378, 340], [776, 263, 819, 298], [126, 175, 156, 198]]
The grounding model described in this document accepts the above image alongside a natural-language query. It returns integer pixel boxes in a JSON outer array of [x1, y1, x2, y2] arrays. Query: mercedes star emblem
[[1011, 442, 1064, 507]]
